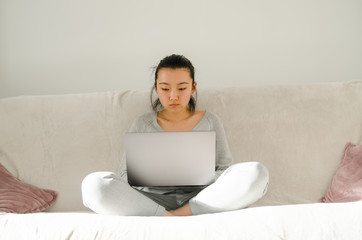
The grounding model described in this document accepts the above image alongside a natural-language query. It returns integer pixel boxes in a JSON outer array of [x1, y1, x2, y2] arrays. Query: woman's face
[[155, 68, 196, 113]]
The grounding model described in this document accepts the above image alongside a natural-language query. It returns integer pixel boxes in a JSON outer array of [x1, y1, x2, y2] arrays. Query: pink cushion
[[0, 163, 58, 213], [321, 142, 362, 203]]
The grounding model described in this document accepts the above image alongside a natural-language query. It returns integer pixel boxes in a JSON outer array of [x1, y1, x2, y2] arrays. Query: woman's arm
[[209, 113, 234, 180], [119, 115, 143, 181]]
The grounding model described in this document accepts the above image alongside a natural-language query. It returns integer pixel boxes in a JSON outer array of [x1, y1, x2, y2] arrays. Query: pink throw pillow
[[321, 142, 362, 203], [0, 163, 58, 213]]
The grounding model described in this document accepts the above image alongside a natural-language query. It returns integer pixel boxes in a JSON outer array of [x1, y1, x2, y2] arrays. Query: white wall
[[1, 0, 361, 98]]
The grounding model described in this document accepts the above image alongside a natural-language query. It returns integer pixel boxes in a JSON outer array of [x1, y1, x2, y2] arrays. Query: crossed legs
[[81, 162, 269, 216]]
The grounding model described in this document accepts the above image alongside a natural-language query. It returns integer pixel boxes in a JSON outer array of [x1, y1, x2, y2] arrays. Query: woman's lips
[[170, 104, 179, 107]]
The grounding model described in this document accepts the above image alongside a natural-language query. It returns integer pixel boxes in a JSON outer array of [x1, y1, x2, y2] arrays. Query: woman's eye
[[161, 88, 169, 91], [179, 88, 186, 91]]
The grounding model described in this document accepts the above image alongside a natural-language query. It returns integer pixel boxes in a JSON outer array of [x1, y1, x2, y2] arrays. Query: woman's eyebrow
[[158, 82, 190, 85], [177, 82, 190, 85]]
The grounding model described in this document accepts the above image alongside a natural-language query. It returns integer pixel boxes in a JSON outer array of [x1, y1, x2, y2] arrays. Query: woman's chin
[[165, 105, 187, 112]]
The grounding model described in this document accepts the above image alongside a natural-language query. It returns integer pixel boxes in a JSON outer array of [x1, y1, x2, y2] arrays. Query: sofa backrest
[[1, 81, 362, 212]]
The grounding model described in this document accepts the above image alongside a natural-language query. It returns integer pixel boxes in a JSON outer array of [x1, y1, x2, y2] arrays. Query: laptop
[[124, 131, 216, 188]]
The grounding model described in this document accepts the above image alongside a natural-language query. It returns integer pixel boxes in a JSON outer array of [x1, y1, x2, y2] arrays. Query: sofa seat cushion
[[0, 202, 362, 239]]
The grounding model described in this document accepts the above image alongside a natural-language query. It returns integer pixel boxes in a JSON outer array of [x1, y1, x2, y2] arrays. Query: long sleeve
[[119, 153, 127, 181], [207, 113, 234, 180], [119, 116, 142, 181]]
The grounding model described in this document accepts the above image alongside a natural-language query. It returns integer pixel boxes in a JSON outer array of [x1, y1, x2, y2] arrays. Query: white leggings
[[81, 162, 269, 216]]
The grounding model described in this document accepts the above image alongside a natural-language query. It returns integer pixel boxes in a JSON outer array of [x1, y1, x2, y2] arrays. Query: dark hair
[[150, 54, 197, 112]]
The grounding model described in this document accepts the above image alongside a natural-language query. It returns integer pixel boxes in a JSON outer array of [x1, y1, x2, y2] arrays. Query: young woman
[[81, 54, 269, 216]]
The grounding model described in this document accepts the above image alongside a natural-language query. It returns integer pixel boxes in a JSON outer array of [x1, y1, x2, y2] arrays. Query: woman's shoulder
[[130, 112, 157, 132], [203, 111, 222, 123], [195, 111, 224, 130], [135, 112, 155, 121]]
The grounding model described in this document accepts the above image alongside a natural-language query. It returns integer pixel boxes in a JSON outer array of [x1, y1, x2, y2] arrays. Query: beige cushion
[[1, 81, 362, 212]]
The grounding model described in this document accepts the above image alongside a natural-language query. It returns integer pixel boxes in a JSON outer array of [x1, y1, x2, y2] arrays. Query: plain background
[[1, 0, 361, 98]]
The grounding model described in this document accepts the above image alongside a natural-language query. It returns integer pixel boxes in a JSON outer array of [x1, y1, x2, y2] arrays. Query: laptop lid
[[124, 131, 216, 187]]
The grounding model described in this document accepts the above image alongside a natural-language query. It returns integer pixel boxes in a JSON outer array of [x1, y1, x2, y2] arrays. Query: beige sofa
[[1, 81, 362, 239]]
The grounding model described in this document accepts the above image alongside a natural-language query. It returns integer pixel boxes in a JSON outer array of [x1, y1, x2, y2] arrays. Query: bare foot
[[163, 210, 174, 216], [169, 203, 193, 216]]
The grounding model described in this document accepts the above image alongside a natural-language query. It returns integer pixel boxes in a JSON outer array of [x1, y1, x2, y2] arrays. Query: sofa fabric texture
[[1, 202, 362, 240], [0, 81, 362, 212], [1, 81, 362, 240]]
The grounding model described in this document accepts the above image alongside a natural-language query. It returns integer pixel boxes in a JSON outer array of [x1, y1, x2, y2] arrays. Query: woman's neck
[[158, 109, 193, 123]]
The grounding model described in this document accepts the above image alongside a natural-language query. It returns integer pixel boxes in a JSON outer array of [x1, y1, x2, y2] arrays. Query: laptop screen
[[124, 131, 216, 187]]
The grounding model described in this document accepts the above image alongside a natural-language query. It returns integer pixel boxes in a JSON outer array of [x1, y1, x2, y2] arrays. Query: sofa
[[1, 80, 362, 239]]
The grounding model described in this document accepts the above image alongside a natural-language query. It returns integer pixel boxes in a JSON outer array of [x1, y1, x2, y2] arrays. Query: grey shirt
[[120, 111, 233, 193]]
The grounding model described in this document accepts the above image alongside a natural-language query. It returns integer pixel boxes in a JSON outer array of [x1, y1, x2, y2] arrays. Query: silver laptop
[[124, 131, 216, 187]]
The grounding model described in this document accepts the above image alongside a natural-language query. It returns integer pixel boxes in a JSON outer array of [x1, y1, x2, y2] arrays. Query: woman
[[81, 54, 269, 216]]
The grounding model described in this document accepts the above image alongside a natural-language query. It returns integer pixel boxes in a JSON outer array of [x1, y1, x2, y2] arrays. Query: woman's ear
[[192, 82, 197, 94], [154, 83, 158, 95]]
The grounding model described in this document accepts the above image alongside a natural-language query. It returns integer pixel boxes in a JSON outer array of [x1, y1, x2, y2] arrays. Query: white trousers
[[81, 162, 269, 216]]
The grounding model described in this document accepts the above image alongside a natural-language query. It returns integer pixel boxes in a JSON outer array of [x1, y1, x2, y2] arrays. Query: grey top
[[120, 111, 233, 193]]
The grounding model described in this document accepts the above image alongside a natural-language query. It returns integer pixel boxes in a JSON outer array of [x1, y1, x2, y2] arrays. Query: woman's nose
[[169, 90, 178, 100]]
